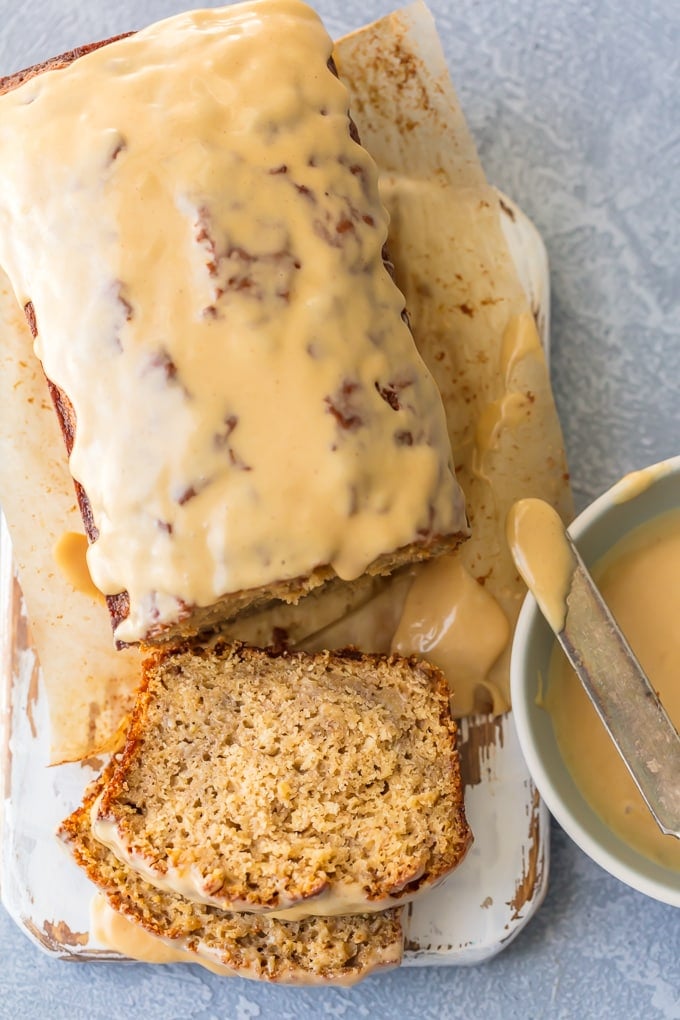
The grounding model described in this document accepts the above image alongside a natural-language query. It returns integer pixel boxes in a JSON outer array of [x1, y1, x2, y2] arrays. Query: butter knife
[[507, 498, 680, 839]]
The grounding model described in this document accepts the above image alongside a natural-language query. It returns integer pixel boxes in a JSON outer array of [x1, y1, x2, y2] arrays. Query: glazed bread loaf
[[59, 770, 404, 986], [0, 1, 468, 647], [91, 642, 471, 916]]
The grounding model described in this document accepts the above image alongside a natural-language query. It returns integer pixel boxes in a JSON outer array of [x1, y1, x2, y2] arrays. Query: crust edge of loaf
[[11, 40, 469, 648]]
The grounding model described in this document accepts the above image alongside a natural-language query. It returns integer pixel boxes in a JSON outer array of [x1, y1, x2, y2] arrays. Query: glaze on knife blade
[[507, 498, 680, 839]]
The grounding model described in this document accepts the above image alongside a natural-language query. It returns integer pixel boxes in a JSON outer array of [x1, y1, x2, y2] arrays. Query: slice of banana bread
[[58, 771, 404, 986], [91, 642, 471, 916]]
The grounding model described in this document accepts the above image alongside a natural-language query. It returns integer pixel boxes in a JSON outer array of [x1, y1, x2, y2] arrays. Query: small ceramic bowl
[[510, 455, 680, 907]]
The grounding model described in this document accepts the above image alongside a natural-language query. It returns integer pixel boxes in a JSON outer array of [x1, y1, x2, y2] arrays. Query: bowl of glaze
[[510, 455, 680, 906]]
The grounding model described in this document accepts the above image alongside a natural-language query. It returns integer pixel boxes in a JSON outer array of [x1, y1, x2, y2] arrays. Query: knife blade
[[507, 498, 680, 839]]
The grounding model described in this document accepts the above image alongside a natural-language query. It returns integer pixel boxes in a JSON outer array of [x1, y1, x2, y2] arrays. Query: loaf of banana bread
[[0, 1, 468, 647]]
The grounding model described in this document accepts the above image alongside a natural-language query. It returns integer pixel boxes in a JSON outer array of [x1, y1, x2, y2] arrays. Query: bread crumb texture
[[59, 768, 404, 985], [95, 643, 470, 912]]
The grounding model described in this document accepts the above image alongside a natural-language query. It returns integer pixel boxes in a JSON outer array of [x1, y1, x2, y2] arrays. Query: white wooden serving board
[[0, 192, 550, 969]]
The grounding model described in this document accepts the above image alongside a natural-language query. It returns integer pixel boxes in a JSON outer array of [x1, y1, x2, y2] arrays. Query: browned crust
[[141, 637, 454, 679], [0, 35, 134, 95], [133, 530, 465, 646], [24, 305, 101, 552], [9, 37, 466, 647]]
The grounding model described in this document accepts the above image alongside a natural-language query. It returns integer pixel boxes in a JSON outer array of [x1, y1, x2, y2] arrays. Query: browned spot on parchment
[[50, 679, 133, 767], [87, 699, 101, 748], [457, 713, 505, 788], [507, 785, 543, 921]]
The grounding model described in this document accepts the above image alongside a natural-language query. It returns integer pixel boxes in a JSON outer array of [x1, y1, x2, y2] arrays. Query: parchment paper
[[0, 275, 140, 763], [335, 3, 572, 713], [0, 2, 571, 761]]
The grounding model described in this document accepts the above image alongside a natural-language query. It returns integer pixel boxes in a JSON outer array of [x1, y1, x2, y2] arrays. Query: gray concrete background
[[1, 1, 678, 1016]]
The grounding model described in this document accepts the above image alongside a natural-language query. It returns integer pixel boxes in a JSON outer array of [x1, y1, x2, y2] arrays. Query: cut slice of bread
[[92, 642, 471, 916], [58, 771, 404, 986]]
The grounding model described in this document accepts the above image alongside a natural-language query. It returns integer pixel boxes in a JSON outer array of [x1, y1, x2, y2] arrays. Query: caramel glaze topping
[[0, 1, 466, 643]]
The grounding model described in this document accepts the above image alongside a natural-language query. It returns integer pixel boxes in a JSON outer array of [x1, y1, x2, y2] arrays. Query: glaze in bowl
[[510, 455, 680, 907]]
